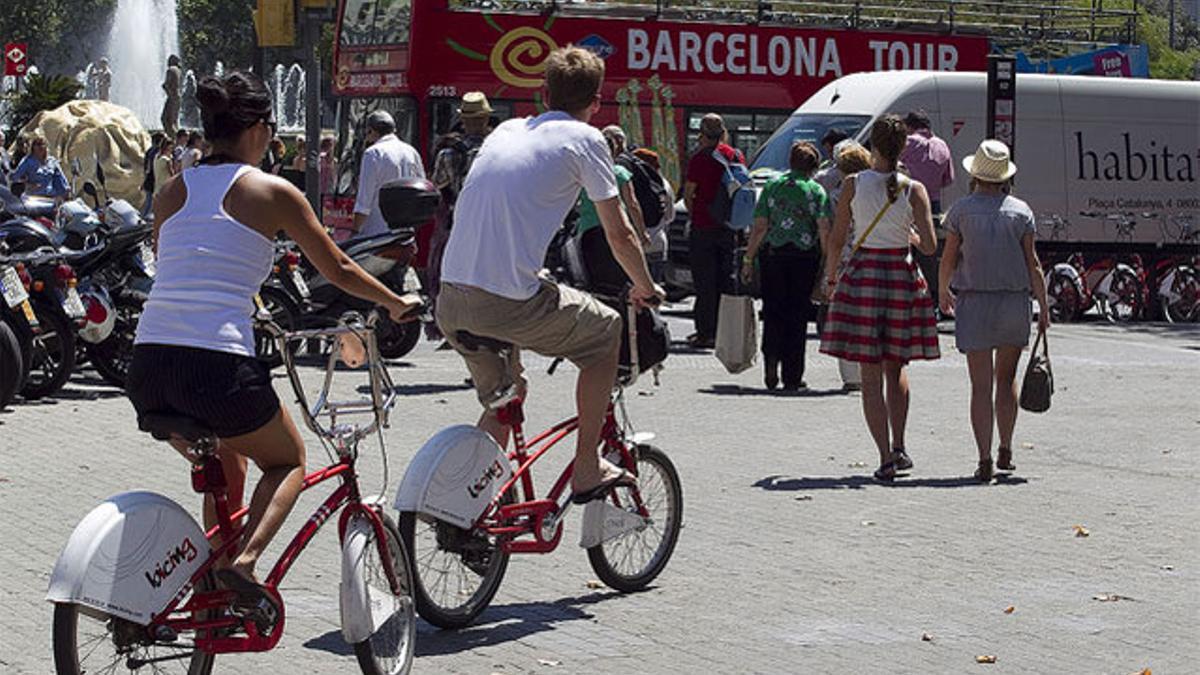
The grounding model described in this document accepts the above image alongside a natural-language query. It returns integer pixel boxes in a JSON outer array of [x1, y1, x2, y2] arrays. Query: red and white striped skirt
[[819, 248, 940, 364]]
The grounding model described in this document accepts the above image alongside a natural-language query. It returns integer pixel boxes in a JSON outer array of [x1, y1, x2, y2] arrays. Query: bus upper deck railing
[[448, 0, 1138, 56]]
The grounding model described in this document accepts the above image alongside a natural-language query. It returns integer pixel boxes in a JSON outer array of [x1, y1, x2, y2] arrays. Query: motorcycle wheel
[[254, 287, 300, 369], [85, 291, 144, 389], [377, 316, 422, 360], [0, 319, 22, 409], [19, 299, 77, 399]]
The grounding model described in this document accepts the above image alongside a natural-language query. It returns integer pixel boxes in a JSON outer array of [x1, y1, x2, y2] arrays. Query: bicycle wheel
[[398, 510, 509, 629], [1161, 267, 1200, 324], [52, 572, 216, 675], [352, 514, 416, 675], [0, 318, 22, 409], [587, 444, 683, 593], [1104, 268, 1143, 323], [1046, 271, 1081, 323]]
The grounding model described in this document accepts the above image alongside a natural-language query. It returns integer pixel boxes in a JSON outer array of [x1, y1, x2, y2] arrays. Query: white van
[[750, 71, 1200, 252]]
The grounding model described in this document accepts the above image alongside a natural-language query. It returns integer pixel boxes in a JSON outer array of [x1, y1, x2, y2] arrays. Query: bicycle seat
[[140, 413, 214, 442], [455, 330, 513, 353]]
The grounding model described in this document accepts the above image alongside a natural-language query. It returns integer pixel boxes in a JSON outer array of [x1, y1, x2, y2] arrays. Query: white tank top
[[135, 164, 274, 356], [850, 169, 914, 249]]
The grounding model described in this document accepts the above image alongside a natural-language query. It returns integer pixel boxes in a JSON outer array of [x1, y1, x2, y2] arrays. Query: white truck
[[750, 71, 1200, 255]]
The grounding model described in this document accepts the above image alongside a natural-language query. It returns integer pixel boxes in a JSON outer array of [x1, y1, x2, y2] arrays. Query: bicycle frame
[[472, 396, 650, 556], [142, 314, 405, 655]]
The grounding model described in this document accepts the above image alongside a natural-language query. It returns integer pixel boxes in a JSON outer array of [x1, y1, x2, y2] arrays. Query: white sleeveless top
[[135, 164, 275, 357], [850, 169, 914, 249]]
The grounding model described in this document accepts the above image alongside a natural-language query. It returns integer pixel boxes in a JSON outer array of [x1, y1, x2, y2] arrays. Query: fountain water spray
[[107, 0, 179, 129]]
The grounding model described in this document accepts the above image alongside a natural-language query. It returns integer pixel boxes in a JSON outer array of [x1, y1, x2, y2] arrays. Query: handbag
[[1019, 328, 1053, 413]]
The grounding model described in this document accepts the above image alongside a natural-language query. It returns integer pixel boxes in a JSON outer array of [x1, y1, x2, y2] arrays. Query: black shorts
[[127, 344, 280, 438]]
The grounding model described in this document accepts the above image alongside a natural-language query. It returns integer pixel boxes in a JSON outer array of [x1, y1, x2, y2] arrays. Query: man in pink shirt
[[901, 111, 954, 216], [901, 110, 954, 317]]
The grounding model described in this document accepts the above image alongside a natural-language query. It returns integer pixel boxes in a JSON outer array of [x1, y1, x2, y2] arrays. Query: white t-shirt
[[353, 133, 426, 238], [441, 111, 618, 300]]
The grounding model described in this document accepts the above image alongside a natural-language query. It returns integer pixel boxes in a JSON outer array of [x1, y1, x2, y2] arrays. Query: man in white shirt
[[352, 110, 426, 238], [439, 46, 664, 502]]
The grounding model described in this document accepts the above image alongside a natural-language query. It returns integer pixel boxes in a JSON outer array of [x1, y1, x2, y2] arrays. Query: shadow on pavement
[[302, 591, 633, 658], [753, 473, 1029, 491], [355, 382, 474, 396], [699, 384, 848, 398]]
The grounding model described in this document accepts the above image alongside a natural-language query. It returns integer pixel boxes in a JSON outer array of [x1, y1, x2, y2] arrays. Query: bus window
[[333, 96, 417, 195], [750, 114, 873, 172], [684, 110, 793, 164], [340, 0, 411, 47]]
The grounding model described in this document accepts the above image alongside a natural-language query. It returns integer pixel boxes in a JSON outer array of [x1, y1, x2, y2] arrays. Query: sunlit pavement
[[1, 304, 1197, 673]]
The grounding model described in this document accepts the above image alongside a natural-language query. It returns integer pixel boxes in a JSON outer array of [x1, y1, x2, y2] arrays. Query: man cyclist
[[438, 46, 663, 502]]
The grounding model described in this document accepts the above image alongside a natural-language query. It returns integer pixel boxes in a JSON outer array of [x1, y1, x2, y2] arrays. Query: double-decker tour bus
[[329, 0, 991, 233]]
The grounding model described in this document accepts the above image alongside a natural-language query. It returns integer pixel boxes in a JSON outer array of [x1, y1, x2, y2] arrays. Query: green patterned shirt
[[753, 171, 831, 251]]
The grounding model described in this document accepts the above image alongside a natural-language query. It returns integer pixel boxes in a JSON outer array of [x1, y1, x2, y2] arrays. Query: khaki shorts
[[437, 280, 622, 406]]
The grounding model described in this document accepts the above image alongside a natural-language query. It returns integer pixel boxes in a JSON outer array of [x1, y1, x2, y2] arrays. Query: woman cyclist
[[126, 71, 420, 609]]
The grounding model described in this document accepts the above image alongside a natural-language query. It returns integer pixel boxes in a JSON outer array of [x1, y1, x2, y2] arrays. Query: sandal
[[892, 448, 914, 471], [996, 447, 1015, 471], [215, 568, 281, 635], [570, 469, 637, 504], [873, 462, 896, 482], [974, 459, 994, 483]]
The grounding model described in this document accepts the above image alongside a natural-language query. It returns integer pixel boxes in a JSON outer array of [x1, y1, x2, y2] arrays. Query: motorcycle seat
[[140, 412, 215, 443], [337, 230, 415, 259], [454, 330, 513, 353]]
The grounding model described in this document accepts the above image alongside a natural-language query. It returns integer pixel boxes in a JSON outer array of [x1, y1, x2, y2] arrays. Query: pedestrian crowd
[[684, 110, 1048, 483]]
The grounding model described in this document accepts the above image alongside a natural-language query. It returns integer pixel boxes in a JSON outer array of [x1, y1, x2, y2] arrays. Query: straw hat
[[962, 139, 1017, 182], [458, 92, 493, 118]]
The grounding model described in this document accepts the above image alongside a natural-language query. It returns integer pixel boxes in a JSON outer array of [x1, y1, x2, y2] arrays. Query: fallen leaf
[[537, 659, 561, 667], [1161, 449, 1171, 454], [585, 580, 603, 589], [1021, 442, 1035, 449], [1003, 605, 1015, 614], [637, 390, 654, 397], [1160, 565, 1174, 572], [921, 632, 934, 642], [435, 398, 448, 404], [861, 520, 876, 527], [794, 495, 813, 501], [827, 456, 836, 461], [1073, 525, 1090, 538], [976, 655, 997, 664], [1092, 593, 1135, 602], [1131, 669, 1151, 675]]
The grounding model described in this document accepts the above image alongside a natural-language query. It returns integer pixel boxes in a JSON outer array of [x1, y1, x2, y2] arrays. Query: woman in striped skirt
[[819, 115, 940, 482]]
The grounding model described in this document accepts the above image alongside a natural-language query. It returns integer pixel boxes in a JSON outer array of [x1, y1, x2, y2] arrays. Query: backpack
[[450, 137, 483, 199], [708, 148, 756, 231], [617, 152, 670, 229]]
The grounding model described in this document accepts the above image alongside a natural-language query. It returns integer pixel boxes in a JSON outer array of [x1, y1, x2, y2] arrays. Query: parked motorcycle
[[289, 178, 439, 360]]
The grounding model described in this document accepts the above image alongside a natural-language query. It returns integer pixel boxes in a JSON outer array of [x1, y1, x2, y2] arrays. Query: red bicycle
[[48, 311, 416, 675], [393, 299, 683, 629]]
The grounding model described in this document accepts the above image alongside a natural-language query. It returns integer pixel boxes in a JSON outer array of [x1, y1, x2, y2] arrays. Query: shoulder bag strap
[[848, 175, 907, 257]]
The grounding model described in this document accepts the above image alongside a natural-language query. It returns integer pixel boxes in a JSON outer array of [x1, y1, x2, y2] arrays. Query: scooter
[[292, 177, 439, 359]]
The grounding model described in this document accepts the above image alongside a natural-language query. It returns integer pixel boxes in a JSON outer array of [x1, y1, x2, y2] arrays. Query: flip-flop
[[570, 469, 637, 505], [215, 568, 281, 635]]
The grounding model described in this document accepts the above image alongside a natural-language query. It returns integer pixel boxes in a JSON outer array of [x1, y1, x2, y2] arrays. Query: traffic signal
[[253, 0, 296, 47]]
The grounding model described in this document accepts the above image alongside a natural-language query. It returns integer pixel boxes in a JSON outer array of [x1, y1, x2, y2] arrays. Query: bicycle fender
[[1158, 267, 1183, 301], [393, 425, 511, 529], [339, 514, 404, 644], [46, 491, 211, 625]]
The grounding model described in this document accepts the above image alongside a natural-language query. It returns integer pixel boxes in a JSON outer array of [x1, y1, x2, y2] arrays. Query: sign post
[[986, 54, 1017, 159], [4, 42, 28, 77]]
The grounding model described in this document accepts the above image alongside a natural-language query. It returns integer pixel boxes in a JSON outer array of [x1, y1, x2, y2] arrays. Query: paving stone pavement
[[1, 311, 1197, 674]]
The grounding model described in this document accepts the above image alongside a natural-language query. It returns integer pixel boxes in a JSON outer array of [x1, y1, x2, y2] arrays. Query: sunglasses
[[261, 118, 278, 135]]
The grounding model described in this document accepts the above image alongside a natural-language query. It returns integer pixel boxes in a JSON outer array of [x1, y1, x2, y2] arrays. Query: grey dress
[[943, 194, 1036, 352]]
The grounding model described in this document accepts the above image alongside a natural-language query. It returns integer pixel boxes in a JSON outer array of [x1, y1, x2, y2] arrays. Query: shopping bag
[[715, 293, 757, 374]]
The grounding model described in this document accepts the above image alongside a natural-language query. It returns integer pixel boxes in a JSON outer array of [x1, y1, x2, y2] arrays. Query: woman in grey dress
[[938, 140, 1050, 482]]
